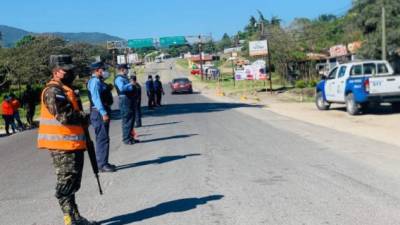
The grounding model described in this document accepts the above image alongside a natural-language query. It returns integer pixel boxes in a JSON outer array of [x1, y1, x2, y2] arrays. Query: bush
[[307, 80, 318, 88], [295, 80, 307, 89]]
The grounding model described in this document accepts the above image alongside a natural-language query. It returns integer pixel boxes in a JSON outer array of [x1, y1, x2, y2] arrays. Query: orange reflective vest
[[37, 80, 86, 151]]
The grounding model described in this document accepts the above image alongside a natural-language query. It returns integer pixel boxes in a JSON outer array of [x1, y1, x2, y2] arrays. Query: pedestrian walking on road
[[87, 62, 116, 173], [22, 85, 38, 128], [114, 64, 139, 145], [37, 55, 98, 225], [10, 93, 25, 131], [1, 95, 16, 135], [132, 75, 142, 127], [145, 75, 155, 109]]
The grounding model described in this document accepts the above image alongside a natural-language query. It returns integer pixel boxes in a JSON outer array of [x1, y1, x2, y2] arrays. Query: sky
[[0, 0, 352, 40]]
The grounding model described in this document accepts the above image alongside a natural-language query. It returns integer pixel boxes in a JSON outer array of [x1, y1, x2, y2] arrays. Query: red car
[[170, 78, 193, 94], [190, 69, 200, 75]]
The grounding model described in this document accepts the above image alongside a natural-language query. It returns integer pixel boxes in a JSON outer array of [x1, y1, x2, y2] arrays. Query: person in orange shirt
[[10, 93, 24, 131], [1, 95, 16, 135]]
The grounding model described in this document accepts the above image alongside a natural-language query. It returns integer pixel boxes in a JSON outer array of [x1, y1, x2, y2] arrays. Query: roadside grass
[[176, 58, 316, 102], [176, 59, 189, 69]]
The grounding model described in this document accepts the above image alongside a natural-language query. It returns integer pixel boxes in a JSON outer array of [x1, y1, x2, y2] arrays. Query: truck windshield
[[328, 67, 338, 79]]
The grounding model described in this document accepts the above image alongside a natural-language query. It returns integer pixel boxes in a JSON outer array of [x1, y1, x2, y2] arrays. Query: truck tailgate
[[370, 75, 400, 94]]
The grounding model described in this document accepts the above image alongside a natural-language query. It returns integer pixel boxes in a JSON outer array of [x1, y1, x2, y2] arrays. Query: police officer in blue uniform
[[145, 75, 156, 110], [131, 75, 142, 128], [114, 64, 138, 145], [154, 75, 164, 106], [87, 62, 116, 173]]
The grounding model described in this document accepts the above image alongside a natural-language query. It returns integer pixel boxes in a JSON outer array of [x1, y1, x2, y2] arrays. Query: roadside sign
[[329, 44, 348, 57], [117, 55, 126, 64], [128, 38, 154, 49], [235, 69, 247, 81], [107, 41, 123, 50], [159, 36, 186, 48], [249, 40, 268, 56], [186, 35, 212, 45], [127, 53, 139, 64]]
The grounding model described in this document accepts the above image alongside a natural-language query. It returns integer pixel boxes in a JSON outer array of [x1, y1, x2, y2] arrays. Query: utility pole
[[259, 21, 273, 94], [0, 32, 2, 48], [232, 35, 239, 87], [198, 35, 204, 81], [260, 23, 266, 87], [232, 53, 235, 87], [112, 49, 116, 67], [381, 0, 387, 61]]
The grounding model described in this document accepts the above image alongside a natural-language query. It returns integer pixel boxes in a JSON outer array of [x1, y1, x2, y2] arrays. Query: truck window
[[350, 65, 362, 76], [338, 66, 347, 78], [377, 63, 389, 74], [363, 63, 376, 75], [327, 67, 338, 79]]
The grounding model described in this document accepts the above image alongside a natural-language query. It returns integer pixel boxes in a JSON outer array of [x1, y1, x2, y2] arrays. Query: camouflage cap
[[49, 55, 75, 71]]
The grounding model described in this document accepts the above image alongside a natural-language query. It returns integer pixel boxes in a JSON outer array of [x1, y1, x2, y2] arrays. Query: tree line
[[0, 35, 110, 92]]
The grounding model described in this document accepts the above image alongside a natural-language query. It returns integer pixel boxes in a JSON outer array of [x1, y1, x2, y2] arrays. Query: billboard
[[249, 40, 268, 56], [117, 55, 126, 64], [107, 41, 123, 50], [127, 54, 139, 64], [185, 35, 212, 45], [329, 44, 348, 57], [235, 60, 267, 81]]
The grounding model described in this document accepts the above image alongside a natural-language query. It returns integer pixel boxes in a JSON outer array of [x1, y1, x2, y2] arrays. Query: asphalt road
[[1, 61, 400, 225]]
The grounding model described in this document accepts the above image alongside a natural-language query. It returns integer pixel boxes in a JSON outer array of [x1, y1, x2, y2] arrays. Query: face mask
[[102, 71, 110, 79]]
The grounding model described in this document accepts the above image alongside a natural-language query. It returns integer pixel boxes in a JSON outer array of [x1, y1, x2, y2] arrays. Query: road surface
[[1, 61, 400, 225]]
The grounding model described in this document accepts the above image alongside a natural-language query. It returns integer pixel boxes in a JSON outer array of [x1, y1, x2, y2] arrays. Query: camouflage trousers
[[50, 150, 84, 220]]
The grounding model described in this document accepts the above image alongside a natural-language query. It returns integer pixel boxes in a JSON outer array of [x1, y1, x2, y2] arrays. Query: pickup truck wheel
[[316, 92, 330, 110], [392, 102, 400, 112], [360, 103, 370, 113], [346, 93, 360, 115]]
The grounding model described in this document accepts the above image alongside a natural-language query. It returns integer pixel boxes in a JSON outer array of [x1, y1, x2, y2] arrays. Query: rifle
[[74, 88, 103, 195], [83, 126, 103, 195]]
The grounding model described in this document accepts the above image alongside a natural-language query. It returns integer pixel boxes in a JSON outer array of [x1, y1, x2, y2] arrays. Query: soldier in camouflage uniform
[[37, 55, 98, 225]]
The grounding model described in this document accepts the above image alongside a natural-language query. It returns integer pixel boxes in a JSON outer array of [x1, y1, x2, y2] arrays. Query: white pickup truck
[[315, 60, 400, 115]]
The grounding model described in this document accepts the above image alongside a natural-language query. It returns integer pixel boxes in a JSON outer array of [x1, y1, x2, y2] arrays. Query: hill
[[0, 25, 124, 47]]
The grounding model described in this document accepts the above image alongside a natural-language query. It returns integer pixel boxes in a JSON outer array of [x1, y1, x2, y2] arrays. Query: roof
[[190, 55, 213, 62]]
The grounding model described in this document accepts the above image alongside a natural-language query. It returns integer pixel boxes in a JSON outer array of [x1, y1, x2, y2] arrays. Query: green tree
[[217, 33, 232, 51], [351, 0, 400, 59], [244, 16, 258, 37], [0, 35, 110, 90], [202, 40, 217, 54], [15, 35, 35, 48]]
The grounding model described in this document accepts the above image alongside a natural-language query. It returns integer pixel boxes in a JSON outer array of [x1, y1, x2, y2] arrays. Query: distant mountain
[[0, 25, 31, 47], [0, 25, 124, 47]]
